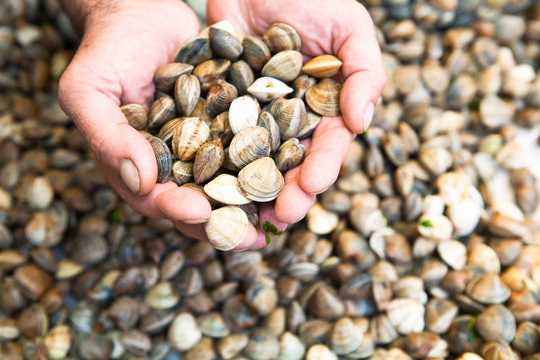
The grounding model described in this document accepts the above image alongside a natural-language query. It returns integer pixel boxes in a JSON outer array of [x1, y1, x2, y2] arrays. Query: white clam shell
[[229, 96, 259, 134], [386, 298, 425, 335], [237, 157, 284, 202], [247, 77, 294, 102], [203, 174, 251, 205], [204, 206, 249, 251]]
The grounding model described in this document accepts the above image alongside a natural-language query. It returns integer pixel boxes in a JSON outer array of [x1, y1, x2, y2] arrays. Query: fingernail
[[184, 218, 208, 224], [363, 102, 375, 131], [120, 159, 140, 194]]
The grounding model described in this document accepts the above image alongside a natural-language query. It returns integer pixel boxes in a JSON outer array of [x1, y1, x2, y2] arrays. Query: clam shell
[[297, 111, 321, 139], [210, 111, 234, 147], [293, 74, 317, 99], [237, 157, 284, 202], [121, 103, 148, 130], [247, 77, 294, 102], [204, 206, 249, 251], [274, 138, 306, 172], [193, 139, 224, 184], [142, 132, 172, 183], [191, 98, 213, 126], [222, 147, 241, 172], [465, 273, 511, 304], [209, 27, 243, 60], [386, 298, 425, 335], [206, 80, 238, 118], [329, 317, 364, 355], [198, 312, 230, 338], [262, 23, 302, 53], [228, 60, 254, 96], [194, 59, 231, 92], [302, 55, 343, 78], [204, 174, 251, 205], [174, 74, 200, 116], [172, 117, 210, 161], [157, 117, 183, 145], [270, 97, 306, 140], [229, 96, 259, 134], [305, 78, 342, 117], [148, 97, 177, 129], [175, 36, 213, 66], [242, 36, 271, 71], [476, 305, 516, 343], [257, 111, 281, 153], [154, 62, 194, 93], [229, 126, 271, 169], [262, 50, 303, 82], [172, 160, 193, 186]]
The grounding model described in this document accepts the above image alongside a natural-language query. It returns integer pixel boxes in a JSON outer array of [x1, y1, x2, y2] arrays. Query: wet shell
[[148, 96, 177, 129], [194, 59, 231, 92], [306, 78, 342, 117], [204, 206, 249, 251], [121, 103, 148, 130], [274, 138, 306, 173], [175, 74, 200, 116], [209, 27, 243, 60], [237, 157, 284, 202], [262, 50, 303, 82], [206, 80, 238, 118], [263, 23, 302, 53], [257, 111, 281, 153], [229, 126, 271, 169], [229, 96, 259, 134], [142, 133, 172, 183], [193, 140, 224, 184], [465, 273, 511, 304], [297, 111, 322, 139], [302, 55, 343, 78], [247, 77, 294, 102], [204, 174, 251, 205], [242, 36, 271, 71], [229, 60, 255, 95], [293, 74, 317, 99], [154, 62, 194, 93], [172, 160, 193, 186], [175, 36, 213, 66], [172, 117, 210, 161], [329, 317, 364, 355], [157, 117, 183, 145], [270, 97, 306, 140]]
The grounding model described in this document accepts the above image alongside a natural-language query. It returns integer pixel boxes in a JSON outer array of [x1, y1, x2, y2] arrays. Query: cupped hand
[[207, 0, 387, 229]]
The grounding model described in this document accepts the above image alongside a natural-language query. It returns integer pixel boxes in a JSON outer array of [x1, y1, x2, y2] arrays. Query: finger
[[155, 187, 212, 224], [251, 202, 288, 249], [299, 117, 354, 194], [275, 167, 316, 224]]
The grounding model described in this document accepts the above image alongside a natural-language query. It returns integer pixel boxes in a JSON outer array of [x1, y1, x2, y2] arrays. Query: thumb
[[59, 69, 158, 196]]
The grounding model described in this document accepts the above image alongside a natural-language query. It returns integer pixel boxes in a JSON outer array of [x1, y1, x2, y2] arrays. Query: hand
[[207, 0, 387, 228]]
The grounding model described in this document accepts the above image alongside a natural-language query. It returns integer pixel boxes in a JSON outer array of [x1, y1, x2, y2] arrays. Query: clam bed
[[0, 0, 540, 360]]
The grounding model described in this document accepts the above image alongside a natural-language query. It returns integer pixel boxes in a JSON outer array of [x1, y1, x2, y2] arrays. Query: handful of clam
[[120, 21, 343, 251]]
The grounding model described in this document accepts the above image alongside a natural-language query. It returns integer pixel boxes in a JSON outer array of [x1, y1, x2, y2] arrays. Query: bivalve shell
[[175, 36, 213, 66], [209, 27, 243, 60], [329, 317, 364, 355], [247, 77, 294, 102], [302, 55, 343, 78], [386, 298, 425, 335], [172, 160, 193, 186], [154, 62, 194, 93], [237, 157, 284, 202], [204, 206, 249, 251], [172, 117, 210, 161], [257, 111, 281, 153], [229, 60, 254, 95], [210, 111, 234, 147], [263, 23, 302, 53], [274, 138, 306, 173], [194, 59, 231, 92], [465, 273, 511, 304], [270, 97, 306, 140], [206, 80, 238, 117], [193, 139, 224, 184], [242, 36, 271, 71], [44, 325, 71, 360], [229, 126, 271, 169], [148, 96, 177, 129], [262, 50, 303, 82], [168, 313, 202, 351], [306, 78, 342, 117], [229, 96, 259, 134], [203, 174, 251, 205], [174, 74, 200, 116], [121, 103, 148, 130]]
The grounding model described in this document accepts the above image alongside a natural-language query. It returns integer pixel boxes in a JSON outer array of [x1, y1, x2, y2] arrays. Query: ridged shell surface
[[274, 138, 306, 172], [257, 111, 281, 153], [269, 97, 306, 140], [229, 126, 271, 169], [237, 157, 284, 202], [172, 117, 210, 161], [203, 174, 251, 205], [204, 206, 249, 251], [174, 36, 213, 66], [261, 50, 303, 82], [206, 80, 238, 118], [305, 78, 342, 117], [174, 74, 200, 116], [242, 36, 271, 71]]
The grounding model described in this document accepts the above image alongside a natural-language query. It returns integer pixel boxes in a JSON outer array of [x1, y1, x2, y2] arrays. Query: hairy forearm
[[59, 0, 120, 34]]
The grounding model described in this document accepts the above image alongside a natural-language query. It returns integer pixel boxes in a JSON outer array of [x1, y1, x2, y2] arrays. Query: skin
[[58, 0, 386, 250]]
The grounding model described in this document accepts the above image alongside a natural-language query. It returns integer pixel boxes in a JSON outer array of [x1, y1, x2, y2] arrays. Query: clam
[[385, 298, 425, 335], [172, 160, 193, 186], [302, 55, 343, 78], [17, 303, 48, 338], [204, 206, 249, 251], [148, 96, 177, 129], [209, 26, 243, 60], [278, 332, 306, 360], [168, 313, 202, 352], [242, 36, 271, 71], [44, 325, 71, 360], [191, 97, 213, 126], [305, 78, 342, 117], [228, 126, 271, 169], [262, 50, 303, 82], [244, 328, 280, 360], [437, 240, 467, 270], [465, 273, 511, 304], [175, 36, 213, 66], [419, 147, 453, 175], [247, 77, 294, 102], [229, 60, 254, 95], [262, 23, 302, 53], [210, 111, 234, 147], [203, 174, 251, 205], [329, 317, 364, 355], [293, 74, 317, 99], [14, 264, 52, 301], [206, 80, 238, 117], [482, 341, 520, 360], [154, 62, 194, 93], [197, 312, 230, 338], [306, 203, 339, 235], [229, 96, 259, 134], [144, 282, 179, 309], [274, 138, 306, 172], [257, 111, 281, 153], [305, 344, 338, 360], [194, 59, 231, 92], [299, 320, 333, 346], [193, 139, 224, 184], [425, 299, 459, 334], [512, 321, 538, 356], [174, 74, 200, 116], [297, 111, 322, 139], [121, 103, 148, 130], [476, 304, 516, 343], [156, 117, 183, 144], [370, 314, 399, 345], [172, 117, 210, 161], [270, 97, 306, 140], [237, 157, 284, 202], [218, 333, 249, 359]]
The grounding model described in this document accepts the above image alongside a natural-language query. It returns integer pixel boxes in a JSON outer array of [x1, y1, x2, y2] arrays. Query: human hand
[[207, 0, 387, 227]]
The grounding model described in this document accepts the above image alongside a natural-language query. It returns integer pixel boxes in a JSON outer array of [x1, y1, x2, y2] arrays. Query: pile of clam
[[120, 22, 343, 250]]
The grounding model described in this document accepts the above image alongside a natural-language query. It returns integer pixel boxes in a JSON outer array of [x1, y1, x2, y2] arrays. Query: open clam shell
[[172, 117, 210, 161], [142, 132, 172, 183], [174, 74, 200, 116], [193, 139, 224, 184], [209, 27, 243, 61], [269, 97, 306, 140], [203, 174, 251, 205], [242, 36, 271, 71], [262, 23, 302, 53], [257, 111, 281, 153], [274, 138, 306, 173], [175, 36, 213, 66], [229, 126, 271, 169], [206, 80, 238, 118], [247, 77, 294, 102], [237, 157, 284, 202], [153, 62, 194, 93], [305, 78, 342, 117], [229, 96, 259, 134], [204, 206, 249, 251], [262, 50, 303, 82]]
